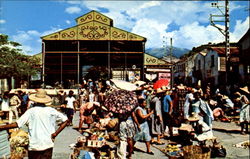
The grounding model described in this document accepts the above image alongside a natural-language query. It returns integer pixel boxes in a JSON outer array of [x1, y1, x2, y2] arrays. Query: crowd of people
[[0, 78, 249, 159]]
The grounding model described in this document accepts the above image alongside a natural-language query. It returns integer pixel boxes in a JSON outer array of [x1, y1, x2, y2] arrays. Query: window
[[211, 55, 215, 67]]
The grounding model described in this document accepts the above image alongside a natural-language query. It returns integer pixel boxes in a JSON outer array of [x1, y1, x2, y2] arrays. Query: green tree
[[0, 34, 40, 83]]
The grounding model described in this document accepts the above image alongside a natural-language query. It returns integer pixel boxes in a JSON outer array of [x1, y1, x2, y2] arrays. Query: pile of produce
[[162, 144, 183, 157], [234, 140, 250, 149], [10, 129, 29, 159]]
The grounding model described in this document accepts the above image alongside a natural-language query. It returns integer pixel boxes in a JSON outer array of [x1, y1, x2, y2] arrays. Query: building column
[[77, 41, 80, 84]]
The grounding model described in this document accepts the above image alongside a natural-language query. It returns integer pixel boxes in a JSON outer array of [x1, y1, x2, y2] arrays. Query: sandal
[[147, 151, 154, 155], [155, 141, 164, 145]]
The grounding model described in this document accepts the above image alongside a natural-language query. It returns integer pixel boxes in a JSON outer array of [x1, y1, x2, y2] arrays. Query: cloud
[[230, 16, 249, 42], [65, 6, 81, 14], [0, 19, 6, 24], [65, 20, 71, 24], [132, 18, 169, 49], [10, 27, 62, 55], [61, 1, 249, 50]]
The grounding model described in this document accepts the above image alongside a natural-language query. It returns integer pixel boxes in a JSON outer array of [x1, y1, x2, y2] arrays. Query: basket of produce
[[162, 144, 183, 158], [183, 145, 210, 159]]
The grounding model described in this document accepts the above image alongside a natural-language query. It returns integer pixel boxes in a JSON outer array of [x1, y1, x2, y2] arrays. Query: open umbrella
[[153, 79, 169, 90], [110, 79, 138, 91], [104, 89, 138, 114], [134, 80, 146, 86]]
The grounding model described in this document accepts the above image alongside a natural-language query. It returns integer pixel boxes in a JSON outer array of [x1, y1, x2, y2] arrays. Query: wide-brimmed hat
[[187, 113, 200, 121], [179, 124, 193, 131], [107, 118, 118, 129], [240, 86, 250, 94], [161, 86, 170, 91], [222, 95, 229, 100], [29, 89, 52, 104], [156, 88, 165, 94], [177, 84, 185, 89]]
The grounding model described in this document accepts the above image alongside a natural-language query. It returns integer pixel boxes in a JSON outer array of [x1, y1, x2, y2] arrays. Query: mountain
[[146, 47, 190, 58]]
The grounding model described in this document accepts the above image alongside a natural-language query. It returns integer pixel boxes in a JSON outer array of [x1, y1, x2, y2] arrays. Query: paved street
[[51, 112, 250, 159]]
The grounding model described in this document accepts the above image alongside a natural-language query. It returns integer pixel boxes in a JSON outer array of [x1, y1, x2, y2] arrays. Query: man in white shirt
[[0, 89, 68, 159], [65, 90, 76, 126]]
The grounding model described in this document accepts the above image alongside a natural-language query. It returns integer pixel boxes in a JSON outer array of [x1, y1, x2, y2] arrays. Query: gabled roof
[[144, 53, 169, 65], [41, 10, 146, 41], [75, 10, 113, 26], [210, 47, 239, 55], [238, 28, 250, 43]]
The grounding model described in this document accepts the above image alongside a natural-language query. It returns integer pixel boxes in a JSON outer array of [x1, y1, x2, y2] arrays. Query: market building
[[144, 53, 172, 84], [41, 10, 146, 86]]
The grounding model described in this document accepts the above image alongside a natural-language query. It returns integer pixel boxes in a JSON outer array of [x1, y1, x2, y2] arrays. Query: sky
[[0, 0, 249, 55]]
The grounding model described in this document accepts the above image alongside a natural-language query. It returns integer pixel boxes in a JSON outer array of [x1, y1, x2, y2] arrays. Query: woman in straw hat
[[0, 89, 69, 159]]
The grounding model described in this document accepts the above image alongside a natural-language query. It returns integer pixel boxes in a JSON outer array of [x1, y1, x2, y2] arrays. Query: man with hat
[[0, 89, 69, 159]]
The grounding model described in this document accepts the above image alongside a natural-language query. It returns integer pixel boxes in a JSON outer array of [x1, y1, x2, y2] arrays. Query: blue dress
[[134, 107, 152, 142]]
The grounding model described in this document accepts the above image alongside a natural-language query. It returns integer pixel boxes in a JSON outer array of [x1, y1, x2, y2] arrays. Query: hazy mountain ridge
[[146, 47, 190, 58]]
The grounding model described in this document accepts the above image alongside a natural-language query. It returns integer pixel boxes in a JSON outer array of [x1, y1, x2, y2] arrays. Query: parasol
[[153, 79, 169, 90], [104, 89, 138, 114], [110, 79, 138, 91], [134, 80, 146, 86]]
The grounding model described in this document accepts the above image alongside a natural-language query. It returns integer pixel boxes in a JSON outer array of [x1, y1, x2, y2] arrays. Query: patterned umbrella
[[104, 89, 138, 114], [153, 79, 169, 90]]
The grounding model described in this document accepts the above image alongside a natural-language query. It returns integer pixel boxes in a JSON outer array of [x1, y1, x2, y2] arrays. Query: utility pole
[[210, 0, 230, 84], [170, 38, 174, 88], [163, 36, 174, 88]]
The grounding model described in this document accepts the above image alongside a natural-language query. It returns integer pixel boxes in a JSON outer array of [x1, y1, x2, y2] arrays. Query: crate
[[0, 130, 11, 159], [87, 140, 105, 148]]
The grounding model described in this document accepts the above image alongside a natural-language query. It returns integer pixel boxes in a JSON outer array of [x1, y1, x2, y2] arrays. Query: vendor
[[189, 92, 214, 141], [133, 98, 154, 155], [78, 102, 102, 132]]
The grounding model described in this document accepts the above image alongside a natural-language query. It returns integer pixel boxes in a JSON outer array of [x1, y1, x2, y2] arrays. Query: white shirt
[[1, 99, 10, 111], [16, 106, 68, 151], [89, 93, 95, 103], [65, 96, 76, 109]]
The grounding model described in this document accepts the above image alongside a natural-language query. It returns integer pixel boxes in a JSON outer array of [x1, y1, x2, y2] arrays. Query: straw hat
[[187, 113, 200, 121], [179, 124, 193, 131], [156, 88, 165, 94], [240, 86, 250, 94], [161, 86, 170, 92], [177, 84, 185, 89], [107, 118, 118, 129], [222, 95, 229, 100], [29, 89, 52, 104]]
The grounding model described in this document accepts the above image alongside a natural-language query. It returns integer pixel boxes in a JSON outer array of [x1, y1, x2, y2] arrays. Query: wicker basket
[[183, 145, 210, 159]]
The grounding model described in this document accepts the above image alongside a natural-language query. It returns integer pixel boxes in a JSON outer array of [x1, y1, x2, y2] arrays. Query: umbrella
[[134, 80, 146, 86], [110, 79, 138, 91], [104, 89, 138, 114], [153, 79, 169, 90]]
